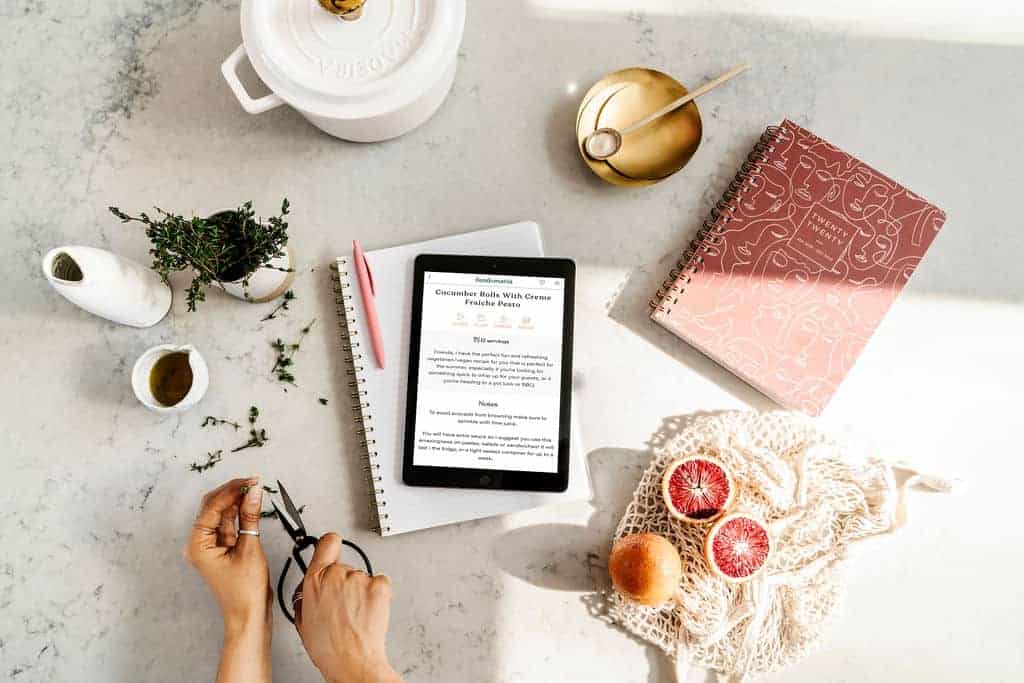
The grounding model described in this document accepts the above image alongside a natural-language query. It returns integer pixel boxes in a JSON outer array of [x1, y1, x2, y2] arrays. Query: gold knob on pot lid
[[318, 0, 366, 20]]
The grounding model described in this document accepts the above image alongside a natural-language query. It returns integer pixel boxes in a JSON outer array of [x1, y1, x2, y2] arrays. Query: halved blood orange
[[704, 513, 771, 583], [661, 456, 734, 522]]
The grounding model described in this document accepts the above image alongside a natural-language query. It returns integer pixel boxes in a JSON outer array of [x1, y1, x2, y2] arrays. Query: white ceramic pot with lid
[[221, 0, 466, 142]]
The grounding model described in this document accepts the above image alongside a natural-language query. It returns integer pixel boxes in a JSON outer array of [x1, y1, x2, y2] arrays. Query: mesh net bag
[[608, 411, 957, 679]]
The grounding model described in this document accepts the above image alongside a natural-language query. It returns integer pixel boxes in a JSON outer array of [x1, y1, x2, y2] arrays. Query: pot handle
[[221, 44, 285, 114]]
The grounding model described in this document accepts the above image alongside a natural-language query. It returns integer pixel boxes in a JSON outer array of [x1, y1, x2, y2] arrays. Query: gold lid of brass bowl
[[577, 68, 702, 187]]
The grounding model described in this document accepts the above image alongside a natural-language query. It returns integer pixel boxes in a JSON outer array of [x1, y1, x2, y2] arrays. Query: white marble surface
[[3, 1, 1023, 681]]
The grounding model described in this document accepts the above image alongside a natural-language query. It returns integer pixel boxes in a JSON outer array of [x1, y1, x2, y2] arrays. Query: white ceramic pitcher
[[131, 344, 210, 413], [42, 246, 172, 327]]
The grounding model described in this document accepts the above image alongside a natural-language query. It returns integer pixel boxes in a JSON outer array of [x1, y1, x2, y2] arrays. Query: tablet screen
[[412, 271, 565, 473]]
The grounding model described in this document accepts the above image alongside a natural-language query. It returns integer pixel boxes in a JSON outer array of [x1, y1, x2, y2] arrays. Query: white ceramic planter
[[131, 344, 210, 413], [42, 246, 172, 328], [221, 0, 465, 142], [221, 244, 296, 303]]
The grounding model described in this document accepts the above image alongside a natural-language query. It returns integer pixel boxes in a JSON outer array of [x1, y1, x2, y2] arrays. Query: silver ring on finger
[[238, 529, 260, 537]]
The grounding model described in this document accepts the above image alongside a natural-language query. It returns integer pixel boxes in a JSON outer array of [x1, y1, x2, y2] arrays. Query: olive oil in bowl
[[149, 352, 194, 406], [131, 344, 209, 413]]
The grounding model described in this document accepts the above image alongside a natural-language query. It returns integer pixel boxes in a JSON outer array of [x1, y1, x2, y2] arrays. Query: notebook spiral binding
[[650, 126, 785, 314], [331, 259, 390, 534]]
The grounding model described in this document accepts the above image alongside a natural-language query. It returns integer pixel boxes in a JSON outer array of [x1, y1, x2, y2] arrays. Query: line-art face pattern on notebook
[[652, 120, 946, 415]]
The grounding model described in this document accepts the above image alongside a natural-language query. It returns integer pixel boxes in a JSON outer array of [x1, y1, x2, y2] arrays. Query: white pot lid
[[241, 0, 465, 119]]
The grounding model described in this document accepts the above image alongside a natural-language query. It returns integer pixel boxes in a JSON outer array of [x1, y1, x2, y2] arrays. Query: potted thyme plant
[[109, 200, 294, 311]]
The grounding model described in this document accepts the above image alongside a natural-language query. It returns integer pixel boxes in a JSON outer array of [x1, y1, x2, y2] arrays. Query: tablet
[[403, 255, 575, 492]]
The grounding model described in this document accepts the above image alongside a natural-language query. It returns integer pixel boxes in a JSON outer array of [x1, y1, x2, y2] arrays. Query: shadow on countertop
[[493, 411, 730, 683]]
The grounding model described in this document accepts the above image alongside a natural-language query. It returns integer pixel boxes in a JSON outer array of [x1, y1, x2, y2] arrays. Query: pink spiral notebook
[[651, 119, 947, 415]]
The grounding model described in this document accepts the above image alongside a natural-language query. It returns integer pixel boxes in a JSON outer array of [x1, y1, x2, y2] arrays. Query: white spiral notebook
[[330, 222, 591, 536]]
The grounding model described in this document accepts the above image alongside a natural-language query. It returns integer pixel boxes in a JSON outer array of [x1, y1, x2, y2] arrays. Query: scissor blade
[[270, 499, 299, 540], [277, 480, 306, 535]]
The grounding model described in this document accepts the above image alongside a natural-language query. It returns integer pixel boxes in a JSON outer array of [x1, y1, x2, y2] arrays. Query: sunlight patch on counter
[[526, 0, 1024, 46]]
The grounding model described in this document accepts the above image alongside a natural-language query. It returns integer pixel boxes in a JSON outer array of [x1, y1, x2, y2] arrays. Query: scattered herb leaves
[[271, 318, 316, 386], [261, 289, 296, 322], [318, 398, 328, 406], [202, 416, 240, 430], [262, 484, 279, 494], [190, 450, 223, 473], [270, 338, 294, 384], [261, 504, 305, 520], [231, 406, 269, 452]]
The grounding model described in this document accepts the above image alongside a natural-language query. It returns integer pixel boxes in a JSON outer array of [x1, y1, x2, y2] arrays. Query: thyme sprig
[[190, 450, 223, 473], [261, 290, 296, 322], [231, 406, 269, 452], [261, 504, 305, 519], [240, 484, 278, 495], [109, 199, 291, 312], [201, 416, 240, 430], [271, 319, 316, 386]]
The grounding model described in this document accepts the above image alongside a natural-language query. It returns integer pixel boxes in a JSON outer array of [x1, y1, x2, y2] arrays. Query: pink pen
[[352, 240, 386, 369]]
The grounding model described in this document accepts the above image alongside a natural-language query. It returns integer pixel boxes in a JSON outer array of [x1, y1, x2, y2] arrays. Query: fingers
[[235, 478, 263, 555], [192, 478, 248, 528], [369, 573, 392, 602], [306, 532, 342, 578], [292, 584, 304, 626], [218, 505, 239, 547], [187, 478, 251, 555]]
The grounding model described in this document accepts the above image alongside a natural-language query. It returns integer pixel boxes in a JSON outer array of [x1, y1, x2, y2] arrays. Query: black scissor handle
[[277, 536, 374, 624], [342, 539, 373, 576], [291, 534, 317, 574]]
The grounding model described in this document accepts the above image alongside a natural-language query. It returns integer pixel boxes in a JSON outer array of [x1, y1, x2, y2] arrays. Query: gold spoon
[[583, 63, 751, 161]]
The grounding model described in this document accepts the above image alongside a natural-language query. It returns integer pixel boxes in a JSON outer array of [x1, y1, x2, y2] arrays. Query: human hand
[[184, 477, 272, 632], [294, 533, 401, 683]]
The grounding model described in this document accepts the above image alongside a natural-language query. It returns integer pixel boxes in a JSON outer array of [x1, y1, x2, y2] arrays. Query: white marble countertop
[[3, 1, 1023, 681]]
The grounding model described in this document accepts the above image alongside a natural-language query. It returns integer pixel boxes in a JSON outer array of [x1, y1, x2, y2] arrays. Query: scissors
[[270, 480, 373, 624]]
